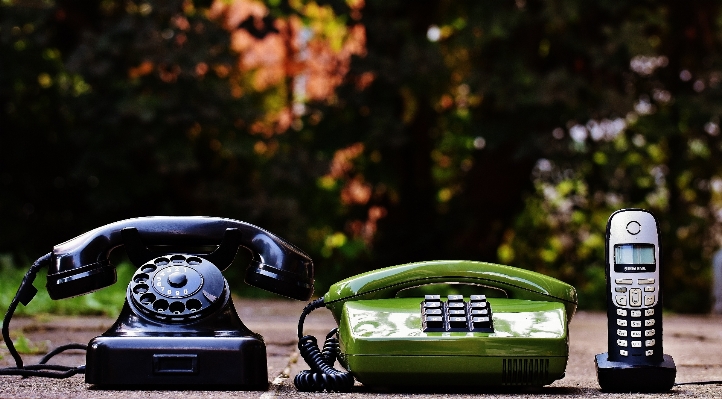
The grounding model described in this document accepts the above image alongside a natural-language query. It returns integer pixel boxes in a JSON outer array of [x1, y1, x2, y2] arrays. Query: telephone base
[[595, 352, 676, 392], [86, 335, 269, 389]]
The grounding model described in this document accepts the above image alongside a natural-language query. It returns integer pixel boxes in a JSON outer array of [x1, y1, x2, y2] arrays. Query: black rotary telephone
[[1, 216, 314, 389]]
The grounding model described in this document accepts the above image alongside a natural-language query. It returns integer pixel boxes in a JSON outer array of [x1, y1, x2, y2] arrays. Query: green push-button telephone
[[294, 260, 578, 391]]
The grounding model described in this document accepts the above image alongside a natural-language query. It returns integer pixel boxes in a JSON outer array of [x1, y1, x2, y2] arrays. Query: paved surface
[[1, 299, 722, 398]]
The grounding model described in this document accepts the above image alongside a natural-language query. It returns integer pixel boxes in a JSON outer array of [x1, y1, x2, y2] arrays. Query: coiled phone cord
[[294, 297, 355, 392], [0, 253, 87, 378]]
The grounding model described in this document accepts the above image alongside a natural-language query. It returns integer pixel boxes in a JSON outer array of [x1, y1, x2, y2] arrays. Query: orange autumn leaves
[[208, 0, 385, 245], [128, 0, 367, 134], [323, 142, 387, 244], [210, 0, 367, 100], [126, 0, 381, 247], [211, 0, 382, 245]]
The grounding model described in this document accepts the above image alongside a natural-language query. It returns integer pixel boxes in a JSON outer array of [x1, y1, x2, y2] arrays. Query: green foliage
[[494, 2, 722, 312], [10, 333, 48, 355], [2, 0, 722, 313], [0, 262, 133, 319]]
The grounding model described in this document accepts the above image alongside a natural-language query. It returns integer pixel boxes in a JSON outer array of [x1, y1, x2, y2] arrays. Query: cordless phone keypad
[[613, 278, 656, 308], [611, 278, 662, 359], [421, 295, 494, 332]]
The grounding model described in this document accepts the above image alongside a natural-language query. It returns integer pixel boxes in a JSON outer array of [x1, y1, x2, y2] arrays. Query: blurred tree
[[494, 1, 722, 311], [2, 0, 722, 311], [0, 0, 368, 291], [0, 0, 340, 254], [299, 0, 722, 309]]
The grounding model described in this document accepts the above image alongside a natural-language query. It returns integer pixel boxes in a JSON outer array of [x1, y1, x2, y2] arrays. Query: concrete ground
[[1, 299, 722, 398]]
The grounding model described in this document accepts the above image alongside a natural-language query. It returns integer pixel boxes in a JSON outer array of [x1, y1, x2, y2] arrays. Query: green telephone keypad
[[421, 294, 494, 332]]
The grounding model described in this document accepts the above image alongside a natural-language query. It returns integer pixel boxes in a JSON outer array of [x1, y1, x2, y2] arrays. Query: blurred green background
[[2, 0, 722, 315]]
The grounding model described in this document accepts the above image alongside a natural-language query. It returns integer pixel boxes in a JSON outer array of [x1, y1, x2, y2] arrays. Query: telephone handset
[[2, 216, 314, 388], [595, 209, 676, 392], [295, 260, 577, 391], [47, 216, 314, 301]]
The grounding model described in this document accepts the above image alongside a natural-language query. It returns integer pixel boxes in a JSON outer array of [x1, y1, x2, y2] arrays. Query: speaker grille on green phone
[[502, 358, 550, 386]]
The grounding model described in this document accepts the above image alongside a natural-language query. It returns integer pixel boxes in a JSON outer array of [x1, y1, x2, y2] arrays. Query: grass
[[0, 262, 134, 321], [3, 333, 49, 354], [0, 262, 131, 360]]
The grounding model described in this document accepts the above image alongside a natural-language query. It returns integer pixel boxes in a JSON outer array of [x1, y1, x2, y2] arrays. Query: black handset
[[2, 216, 314, 388], [47, 216, 314, 301], [595, 209, 676, 392]]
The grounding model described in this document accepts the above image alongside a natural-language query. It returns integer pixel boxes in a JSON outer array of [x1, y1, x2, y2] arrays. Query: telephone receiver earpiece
[[45, 216, 314, 301]]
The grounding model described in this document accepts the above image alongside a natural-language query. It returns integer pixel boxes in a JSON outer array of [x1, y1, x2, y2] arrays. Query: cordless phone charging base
[[595, 352, 676, 392], [597, 209, 676, 393]]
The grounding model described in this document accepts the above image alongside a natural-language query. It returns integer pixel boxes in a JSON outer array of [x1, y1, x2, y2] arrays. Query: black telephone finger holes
[[186, 299, 202, 312], [130, 254, 226, 322], [154, 299, 169, 312], [141, 264, 156, 273], [133, 284, 149, 294], [140, 293, 155, 305], [169, 301, 185, 314]]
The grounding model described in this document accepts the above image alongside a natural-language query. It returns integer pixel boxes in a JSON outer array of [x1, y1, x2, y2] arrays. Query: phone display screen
[[614, 243, 656, 272]]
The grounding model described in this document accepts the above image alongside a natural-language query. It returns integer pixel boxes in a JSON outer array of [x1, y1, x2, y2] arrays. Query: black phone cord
[[1, 253, 87, 378], [294, 298, 355, 392]]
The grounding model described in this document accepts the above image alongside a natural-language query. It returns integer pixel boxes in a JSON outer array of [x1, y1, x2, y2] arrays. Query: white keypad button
[[638, 278, 655, 284], [630, 310, 641, 317], [615, 295, 628, 306], [631, 330, 641, 337], [644, 295, 655, 306], [644, 286, 655, 292], [631, 341, 642, 348], [631, 320, 641, 328], [617, 308, 628, 317], [646, 339, 656, 347], [645, 309, 654, 316], [620, 350, 629, 356], [645, 329, 655, 337], [645, 319, 655, 326], [617, 319, 628, 327], [617, 329, 627, 337], [616, 279, 633, 285], [629, 289, 642, 307], [646, 349, 654, 356], [617, 339, 628, 347]]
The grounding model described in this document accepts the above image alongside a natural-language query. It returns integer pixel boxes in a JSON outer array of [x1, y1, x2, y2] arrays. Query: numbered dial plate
[[153, 265, 203, 299], [129, 254, 226, 321]]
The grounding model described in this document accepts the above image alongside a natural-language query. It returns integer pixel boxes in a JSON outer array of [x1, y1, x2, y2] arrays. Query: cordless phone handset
[[595, 208, 676, 392], [606, 209, 662, 363]]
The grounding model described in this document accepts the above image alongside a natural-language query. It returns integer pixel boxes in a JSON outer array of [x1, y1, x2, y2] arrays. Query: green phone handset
[[295, 260, 577, 392]]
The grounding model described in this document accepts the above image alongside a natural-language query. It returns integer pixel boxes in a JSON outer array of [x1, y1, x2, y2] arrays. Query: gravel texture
[[1, 299, 721, 398]]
